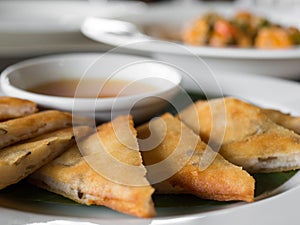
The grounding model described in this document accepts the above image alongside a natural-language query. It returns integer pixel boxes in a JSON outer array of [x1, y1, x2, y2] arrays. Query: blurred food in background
[[182, 11, 300, 49]]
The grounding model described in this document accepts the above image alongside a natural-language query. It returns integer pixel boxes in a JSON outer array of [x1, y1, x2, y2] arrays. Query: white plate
[[81, 2, 300, 78], [1, 72, 300, 225]]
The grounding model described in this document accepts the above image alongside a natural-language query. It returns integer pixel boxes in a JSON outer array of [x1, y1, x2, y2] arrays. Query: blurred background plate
[[81, 1, 300, 79]]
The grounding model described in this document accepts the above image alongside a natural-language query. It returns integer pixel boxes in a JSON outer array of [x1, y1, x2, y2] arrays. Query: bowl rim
[[0, 53, 182, 109]]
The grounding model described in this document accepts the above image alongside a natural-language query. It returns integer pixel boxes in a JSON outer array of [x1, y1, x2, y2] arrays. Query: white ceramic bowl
[[0, 53, 182, 122]]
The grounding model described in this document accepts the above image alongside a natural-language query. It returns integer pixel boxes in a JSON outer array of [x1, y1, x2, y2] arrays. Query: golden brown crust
[[179, 97, 300, 173], [221, 125, 300, 173], [0, 126, 92, 190], [0, 110, 89, 149], [30, 147, 155, 218], [171, 153, 254, 202], [0, 97, 38, 121], [137, 113, 255, 202], [262, 109, 300, 134], [30, 115, 155, 218], [93, 115, 142, 166], [179, 97, 270, 145]]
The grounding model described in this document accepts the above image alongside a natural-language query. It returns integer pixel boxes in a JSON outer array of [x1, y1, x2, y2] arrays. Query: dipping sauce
[[28, 79, 156, 98]]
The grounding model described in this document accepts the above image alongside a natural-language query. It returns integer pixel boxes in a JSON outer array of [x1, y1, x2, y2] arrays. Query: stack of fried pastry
[[2, 96, 300, 218], [0, 97, 93, 191]]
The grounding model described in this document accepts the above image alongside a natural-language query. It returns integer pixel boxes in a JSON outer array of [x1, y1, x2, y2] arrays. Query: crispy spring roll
[[0, 126, 93, 190], [179, 97, 300, 173], [137, 113, 255, 202], [0, 110, 91, 149], [30, 115, 155, 218], [0, 97, 38, 121]]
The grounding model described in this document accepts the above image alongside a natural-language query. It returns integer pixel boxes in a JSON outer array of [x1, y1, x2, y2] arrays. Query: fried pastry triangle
[[0, 126, 92, 190], [179, 97, 300, 173], [0, 97, 38, 121], [0, 110, 91, 150], [29, 115, 155, 218], [137, 113, 254, 202]]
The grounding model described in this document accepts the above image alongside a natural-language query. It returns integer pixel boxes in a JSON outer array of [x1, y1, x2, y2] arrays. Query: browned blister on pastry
[[0, 97, 38, 121], [0, 110, 91, 149], [179, 97, 300, 173], [0, 126, 92, 190], [137, 113, 254, 202], [30, 115, 155, 218]]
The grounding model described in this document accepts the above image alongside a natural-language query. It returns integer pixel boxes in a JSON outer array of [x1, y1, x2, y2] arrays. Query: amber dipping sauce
[[28, 79, 156, 98]]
